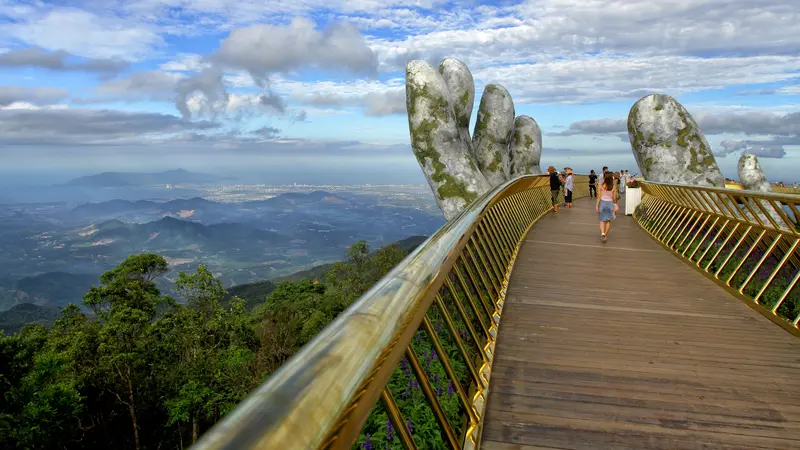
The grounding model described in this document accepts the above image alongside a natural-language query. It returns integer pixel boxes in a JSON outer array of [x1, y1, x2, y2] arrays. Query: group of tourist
[[546, 165, 632, 243]]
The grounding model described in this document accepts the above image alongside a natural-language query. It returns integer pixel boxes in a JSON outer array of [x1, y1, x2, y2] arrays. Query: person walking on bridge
[[547, 166, 564, 214], [596, 171, 618, 242]]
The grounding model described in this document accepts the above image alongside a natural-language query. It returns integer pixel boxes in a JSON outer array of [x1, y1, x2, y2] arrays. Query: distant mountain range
[[0, 188, 444, 315], [63, 169, 234, 187], [0, 235, 429, 334], [72, 216, 284, 254]]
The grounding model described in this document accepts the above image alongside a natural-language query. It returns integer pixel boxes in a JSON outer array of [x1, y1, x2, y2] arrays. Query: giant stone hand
[[738, 153, 771, 193], [627, 94, 724, 187], [406, 58, 543, 220]]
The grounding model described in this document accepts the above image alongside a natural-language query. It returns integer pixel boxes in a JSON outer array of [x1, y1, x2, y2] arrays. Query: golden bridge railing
[[774, 186, 800, 195], [633, 181, 800, 335], [192, 174, 588, 450]]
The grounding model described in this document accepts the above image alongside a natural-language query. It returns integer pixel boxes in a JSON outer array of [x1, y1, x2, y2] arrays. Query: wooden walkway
[[481, 196, 800, 450]]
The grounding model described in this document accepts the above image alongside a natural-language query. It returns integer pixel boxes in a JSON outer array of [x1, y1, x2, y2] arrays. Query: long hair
[[603, 172, 615, 191]]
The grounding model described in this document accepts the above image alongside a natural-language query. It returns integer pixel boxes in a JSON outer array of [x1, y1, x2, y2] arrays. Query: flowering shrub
[[626, 179, 640, 189], [354, 282, 483, 449]]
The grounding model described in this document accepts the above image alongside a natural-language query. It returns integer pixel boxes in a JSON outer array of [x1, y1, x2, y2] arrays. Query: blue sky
[[1, 0, 799, 183]]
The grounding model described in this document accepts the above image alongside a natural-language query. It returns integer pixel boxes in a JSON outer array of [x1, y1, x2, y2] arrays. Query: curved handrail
[[192, 174, 589, 450], [634, 180, 800, 334]]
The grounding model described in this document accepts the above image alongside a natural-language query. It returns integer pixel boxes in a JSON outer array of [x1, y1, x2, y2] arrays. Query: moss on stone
[[410, 117, 476, 204], [474, 109, 491, 137], [524, 134, 534, 149], [643, 157, 655, 174], [406, 80, 449, 123], [655, 105, 663, 111], [485, 84, 499, 94], [437, 175, 477, 203], [407, 78, 476, 205], [460, 90, 470, 109], [674, 106, 718, 175], [486, 150, 503, 172], [627, 104, 646, 150]]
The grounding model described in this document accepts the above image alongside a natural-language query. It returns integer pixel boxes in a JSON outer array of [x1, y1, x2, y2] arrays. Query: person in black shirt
[[588, 169, 598, 198], [547, 165, 564, 214]]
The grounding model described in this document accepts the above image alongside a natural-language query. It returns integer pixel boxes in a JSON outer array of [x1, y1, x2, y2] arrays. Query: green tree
[[157, 265, 258, 444], [84, 254, 170, 450]]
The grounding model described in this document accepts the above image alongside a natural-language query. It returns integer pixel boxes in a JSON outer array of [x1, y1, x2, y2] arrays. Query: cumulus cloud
[[95, 70, 185, 101], [252, 126, 281, 138], [468, 55, 800, 105], [0, 86, 69, 106], [3, 8, 162, 60], [555, 110, 800, 158], [551, 119, 626, 136], [369, 0, 800, 68], [695, 111, 800, 136], [299, 88, 406, 116], [718, 141, 787, 159], [0, 108, 217, 145], [212, 18, 378, 84], [0, 47, 128, 74]]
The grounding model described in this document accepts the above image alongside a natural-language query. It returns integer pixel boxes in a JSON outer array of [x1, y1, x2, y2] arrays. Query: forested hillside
[[0, 238, 416, 449]]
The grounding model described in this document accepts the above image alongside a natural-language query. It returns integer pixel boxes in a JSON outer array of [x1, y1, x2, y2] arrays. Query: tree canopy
[[0, 239, 419, 449]]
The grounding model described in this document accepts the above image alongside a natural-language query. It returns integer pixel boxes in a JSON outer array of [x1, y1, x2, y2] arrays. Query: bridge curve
[[482, 197, 800, 449], [192, 175, 800, 450]]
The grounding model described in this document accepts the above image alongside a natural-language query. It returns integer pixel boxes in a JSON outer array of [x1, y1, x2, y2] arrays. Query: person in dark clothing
[[547, 165, 564, 214], [588, 169, 598, 198]]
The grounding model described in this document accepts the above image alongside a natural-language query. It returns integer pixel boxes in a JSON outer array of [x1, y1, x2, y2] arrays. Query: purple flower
[[406, 418, 413, 434], [447, 381, 455, 397], [432, 373, 439, 383], [435, 321, 441, 333], [432, 350, 438, 361], [361, 434, 372, 450], [436, 385, 443, 396], [415, 332, 421, 345], [386, 419, 394, 441], [400, 358, 411, 376], [425, 350, 432, 368]]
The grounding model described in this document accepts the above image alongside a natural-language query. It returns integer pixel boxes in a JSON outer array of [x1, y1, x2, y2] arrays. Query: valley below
[[0, 183, 443, 314]]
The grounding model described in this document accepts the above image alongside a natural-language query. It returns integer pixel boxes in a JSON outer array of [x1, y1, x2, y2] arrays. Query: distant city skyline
[[0, 1, 798, 183]]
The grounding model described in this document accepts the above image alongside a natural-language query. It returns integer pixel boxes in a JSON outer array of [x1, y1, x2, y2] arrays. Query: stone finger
[[509, 115, 542, 177], [438, 58, 475, 147], [472, 84, 515, 187], [406, 60, 491, 221]]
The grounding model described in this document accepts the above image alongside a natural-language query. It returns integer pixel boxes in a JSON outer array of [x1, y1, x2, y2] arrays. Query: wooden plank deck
[[481, 196, 800, 450]]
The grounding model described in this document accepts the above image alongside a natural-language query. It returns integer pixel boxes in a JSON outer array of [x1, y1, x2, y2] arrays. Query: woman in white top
[[564, 168, 574, 208]]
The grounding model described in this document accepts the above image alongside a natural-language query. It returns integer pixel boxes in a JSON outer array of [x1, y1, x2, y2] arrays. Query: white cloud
[[95, 70, 185, 101], [471, 55, 800, 105], [212, 18, 378, 83], [0, 86, 69, 106], [4, 7, 162, 60], [159, 53, 208, 72]]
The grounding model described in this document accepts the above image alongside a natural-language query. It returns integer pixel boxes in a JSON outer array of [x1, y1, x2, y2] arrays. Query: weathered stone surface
[[472, 84, 515, 186], [438, 58, 474, 146], [510, 115, 542, 176], [405, 60, 491, 221], [628, 94, 724, 187], [406, 58, 544, 220], [738, 153, 771, 193], [736, 153, 787, 229]]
